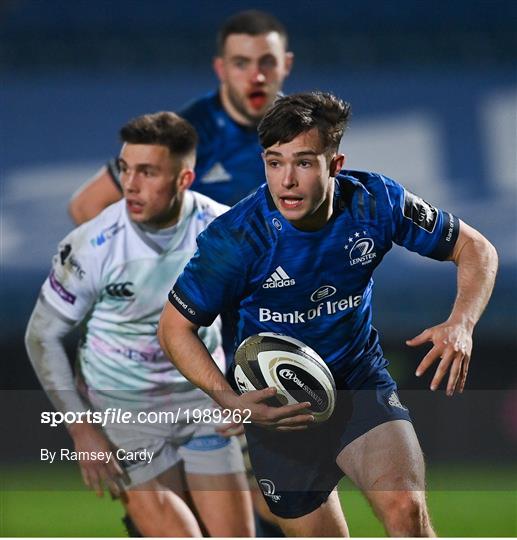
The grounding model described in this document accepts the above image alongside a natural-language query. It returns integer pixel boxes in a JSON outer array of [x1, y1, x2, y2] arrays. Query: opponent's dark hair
[[120, 112, 197, 158], [258, 92, 351, 156], [217, 10, 288, 55]]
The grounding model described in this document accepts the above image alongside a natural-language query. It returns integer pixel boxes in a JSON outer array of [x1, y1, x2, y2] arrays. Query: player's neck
[[218, 87, 257, 128], [138, 194, 184, 231]]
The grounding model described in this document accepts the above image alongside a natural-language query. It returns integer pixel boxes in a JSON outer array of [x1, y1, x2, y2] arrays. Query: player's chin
[[245, 96, 274, 117], [244, 106, 266, 122], [277, 206, 307, 223], [127, 209, 147, 223]]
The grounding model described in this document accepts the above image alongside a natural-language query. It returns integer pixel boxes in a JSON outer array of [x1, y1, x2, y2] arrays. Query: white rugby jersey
[[40, 191, 228, 394]]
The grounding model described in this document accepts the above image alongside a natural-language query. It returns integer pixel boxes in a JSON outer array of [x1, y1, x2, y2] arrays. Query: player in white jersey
[[25, 112, 254, 537]]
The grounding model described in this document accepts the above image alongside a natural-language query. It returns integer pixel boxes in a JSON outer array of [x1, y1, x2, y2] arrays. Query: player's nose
[[251, 68, 266, 85], [281, 166, 297, 188], [124, 172, 140, 192]]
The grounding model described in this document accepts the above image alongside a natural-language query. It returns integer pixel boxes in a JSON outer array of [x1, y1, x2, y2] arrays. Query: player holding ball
[[159, 91, 498, 537]]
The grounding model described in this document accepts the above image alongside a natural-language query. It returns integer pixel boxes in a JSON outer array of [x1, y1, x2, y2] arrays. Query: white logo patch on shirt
[[387, 391, 408, 411], [200, 162, 232, 183], [262, 266, 296, 289]]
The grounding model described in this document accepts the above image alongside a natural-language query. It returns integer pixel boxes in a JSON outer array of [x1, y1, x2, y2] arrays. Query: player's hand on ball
[[406, 321, 473, 396], [68, 422, 126, 497], [234, 387, 315, 431]]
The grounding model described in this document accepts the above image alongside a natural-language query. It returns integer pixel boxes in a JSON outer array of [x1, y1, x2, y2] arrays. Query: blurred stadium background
[[1, 0, 516, 536]]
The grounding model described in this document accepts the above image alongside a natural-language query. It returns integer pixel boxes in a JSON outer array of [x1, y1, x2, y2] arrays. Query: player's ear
[[213, 56, 225, 82], [329, 154, 345, 177], [284, 51, 294, 75], [177, 168, 195, 192]]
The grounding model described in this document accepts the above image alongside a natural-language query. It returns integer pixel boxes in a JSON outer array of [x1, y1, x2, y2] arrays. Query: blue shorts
[[241, 367, 412, 519]]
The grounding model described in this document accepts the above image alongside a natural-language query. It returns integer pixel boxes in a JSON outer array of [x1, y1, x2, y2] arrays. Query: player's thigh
[[186, 471, 254, 537], [275, 490, 349, 538], [336, 419, 425, 492]]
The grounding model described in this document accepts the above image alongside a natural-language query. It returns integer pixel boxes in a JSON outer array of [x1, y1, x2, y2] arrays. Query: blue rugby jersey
[[108, 91, 264, 207], [169, 171, 460, 387], [181, 91, 265, 206]]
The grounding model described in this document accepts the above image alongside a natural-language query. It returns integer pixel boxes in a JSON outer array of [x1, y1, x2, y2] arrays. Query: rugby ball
[[234, 333, 336, 423]]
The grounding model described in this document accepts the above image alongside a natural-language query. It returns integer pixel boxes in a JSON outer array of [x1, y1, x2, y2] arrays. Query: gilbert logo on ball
[[234, 333, 336, 423]]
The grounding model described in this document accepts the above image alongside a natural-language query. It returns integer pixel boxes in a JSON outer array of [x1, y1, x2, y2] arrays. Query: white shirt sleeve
[[25, 298, 89, 413]]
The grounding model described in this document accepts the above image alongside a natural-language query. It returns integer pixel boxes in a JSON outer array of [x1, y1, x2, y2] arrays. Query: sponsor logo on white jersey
[[90, 223, 125, 248], [58, 243, 85, 279], [199, 162, 232, 183], [262, 266, 296, 289], [345, 230, 377, 266], [105, 282, 134, 300], [49, 270, 76, 304], [259, 294, 362, 324]]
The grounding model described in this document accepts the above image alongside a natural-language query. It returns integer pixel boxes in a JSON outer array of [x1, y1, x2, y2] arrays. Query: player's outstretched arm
[[25, 299, 125, 496], [406, 220, 498, 396], [68, 166, 122, 225], [158, 302, 314, 430]]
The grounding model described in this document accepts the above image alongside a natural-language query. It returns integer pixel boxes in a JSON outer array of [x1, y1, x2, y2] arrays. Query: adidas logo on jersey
[[262, 266, 296, 289], [200, 162, 232, 183], [387, 391, 408, 411]]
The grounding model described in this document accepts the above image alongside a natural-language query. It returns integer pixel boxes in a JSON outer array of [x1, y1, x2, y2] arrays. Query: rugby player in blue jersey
[[158, 92, 498, 536], [66, 12, 293, 534], [68, 10, 293, 222]]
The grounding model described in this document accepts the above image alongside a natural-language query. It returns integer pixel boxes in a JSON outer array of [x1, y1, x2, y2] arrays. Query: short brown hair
[[258, 92, 351, 156], [216, 10, 288, 55], [120, 111, 197, 159]]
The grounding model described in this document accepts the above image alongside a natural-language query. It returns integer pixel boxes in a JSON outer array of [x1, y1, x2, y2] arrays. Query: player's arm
[[68, 164, 122, 225], [158, 302, 314, 431], [406, 220, 498, 395], [25, 299, 124, 496]]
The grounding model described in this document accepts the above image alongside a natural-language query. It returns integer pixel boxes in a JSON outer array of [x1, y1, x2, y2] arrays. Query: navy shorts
[[241, 367, 412, 519]]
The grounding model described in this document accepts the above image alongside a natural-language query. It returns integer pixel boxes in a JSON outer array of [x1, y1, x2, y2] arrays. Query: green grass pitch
[[1, 463, 515, 536]]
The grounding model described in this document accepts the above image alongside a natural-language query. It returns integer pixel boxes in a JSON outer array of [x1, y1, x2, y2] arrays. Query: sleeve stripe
[[249, 218, 270, 250], [237, 230, 261, 257], [357, 190, 365, 219], [168, 287, 216, 327], [369, 195, 377, 220], [252, 208, 274, 238], [429, 213, 460, 261]]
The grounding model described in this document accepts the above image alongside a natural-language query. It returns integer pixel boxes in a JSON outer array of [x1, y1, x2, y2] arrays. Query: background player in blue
[[158, 92, 498, 536], [68, 10, 293, 222]]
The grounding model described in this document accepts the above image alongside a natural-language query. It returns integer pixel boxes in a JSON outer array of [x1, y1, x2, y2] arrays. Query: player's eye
[[259, 56, 277, 70], [267, 160, 281, 168], [298, 160, 312, 168], [233, 58, 249, 69]]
